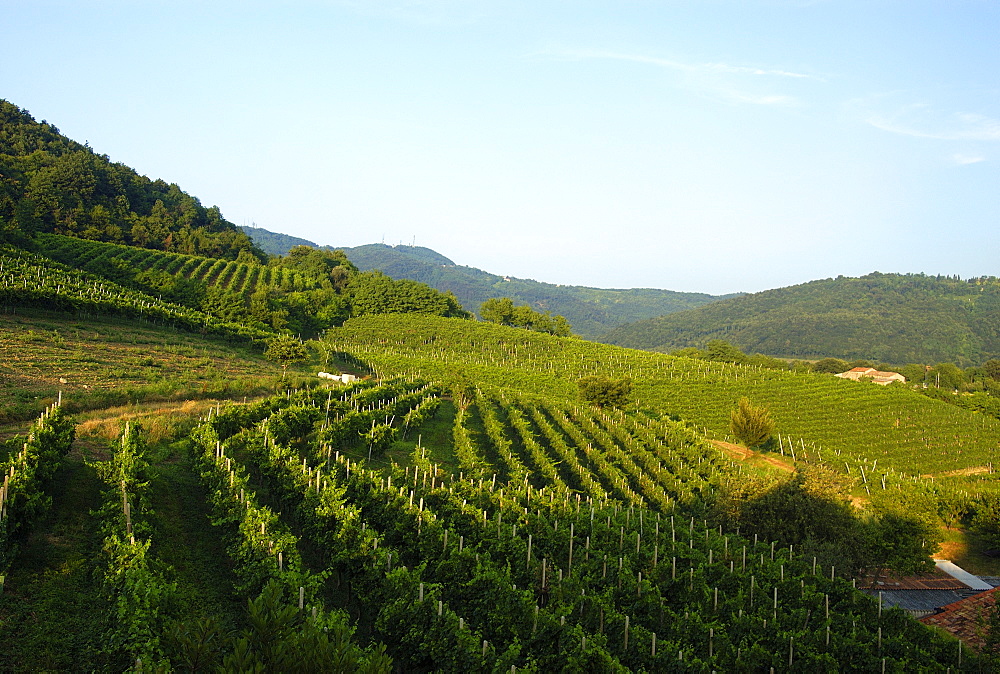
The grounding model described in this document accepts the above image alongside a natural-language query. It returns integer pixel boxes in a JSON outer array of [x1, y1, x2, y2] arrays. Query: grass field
[[0, 309, 303, 423]]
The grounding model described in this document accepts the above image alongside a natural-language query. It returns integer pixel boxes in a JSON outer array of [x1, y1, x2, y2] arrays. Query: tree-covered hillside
[[238, 224, 318, 257], [0, 100, 261, 261], [340, 244, 728, 339], [601, 272, 1000, 366], [240, 226, 729, 339]]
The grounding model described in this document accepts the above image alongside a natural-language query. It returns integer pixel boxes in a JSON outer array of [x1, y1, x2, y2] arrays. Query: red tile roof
[[920, 587, 999, 650]]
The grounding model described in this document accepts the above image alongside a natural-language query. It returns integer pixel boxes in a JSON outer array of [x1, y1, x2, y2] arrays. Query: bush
[[730, 396, 774, 448], [577, 375, 632, 409]]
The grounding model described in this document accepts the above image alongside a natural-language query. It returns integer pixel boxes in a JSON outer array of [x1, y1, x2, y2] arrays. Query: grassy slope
[[0, 309, 300, 422]]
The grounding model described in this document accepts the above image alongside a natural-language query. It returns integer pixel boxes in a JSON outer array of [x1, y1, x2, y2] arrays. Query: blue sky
[[2, 0, 997, 295]]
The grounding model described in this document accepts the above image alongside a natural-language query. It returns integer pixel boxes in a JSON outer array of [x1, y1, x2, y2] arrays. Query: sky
[[2, 1, 998, 295]]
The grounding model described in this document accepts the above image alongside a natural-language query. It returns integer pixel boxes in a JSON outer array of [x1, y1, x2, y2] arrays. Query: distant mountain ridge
[[240, 225, 728, 339], [239, 225, 317, 256], [601, 272, 1000, 365]]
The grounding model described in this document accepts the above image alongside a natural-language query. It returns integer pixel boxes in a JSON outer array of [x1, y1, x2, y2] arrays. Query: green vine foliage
[[93, 422, 178, 669], [0, 402, 75, 572]]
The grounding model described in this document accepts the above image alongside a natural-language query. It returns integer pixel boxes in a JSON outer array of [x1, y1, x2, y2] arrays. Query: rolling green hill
[[601, 272, 1000, 366], [330, 244, 731, 340], [239, 226, 729, 339]]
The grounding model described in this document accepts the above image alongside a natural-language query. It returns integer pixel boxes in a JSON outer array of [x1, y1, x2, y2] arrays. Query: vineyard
[[0, 246, 273, 345], [0, 372, 981, 670], [325, 315, 1000, 490], [35, 234, 327, 297]]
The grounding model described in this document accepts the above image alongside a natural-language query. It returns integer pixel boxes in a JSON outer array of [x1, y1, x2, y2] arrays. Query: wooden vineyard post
[[568, 523, 574, 576]]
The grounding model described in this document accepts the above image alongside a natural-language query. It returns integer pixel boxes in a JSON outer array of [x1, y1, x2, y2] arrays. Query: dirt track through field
[[710, 440, 795, 473]]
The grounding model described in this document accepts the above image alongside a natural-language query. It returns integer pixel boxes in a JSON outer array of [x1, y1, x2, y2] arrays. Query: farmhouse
[[835, 367, 906, 385]]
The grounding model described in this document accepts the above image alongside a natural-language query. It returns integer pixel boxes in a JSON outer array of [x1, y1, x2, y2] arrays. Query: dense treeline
[[0, 100, 262, 261], [602, 272, 1000, 365], [480, 296, 571, 336]]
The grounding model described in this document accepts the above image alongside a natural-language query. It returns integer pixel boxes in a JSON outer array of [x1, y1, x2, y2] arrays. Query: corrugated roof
[[866, 589, 966, 614]]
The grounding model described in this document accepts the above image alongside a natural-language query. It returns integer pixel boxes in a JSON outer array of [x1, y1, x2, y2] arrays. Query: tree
[[578, 376, 632, 409], [730, 397, 775, 448], [705, 339, 746, 363], [861, 489, 941, 586], [349, 271, 470, 318], [480, 297, 515, 325], [480, 297, 571, 335], [264, 335, 308, 380], [813, 357, 850, 374], [730, 467, 863, 574], [984, 359, 1000, 382]]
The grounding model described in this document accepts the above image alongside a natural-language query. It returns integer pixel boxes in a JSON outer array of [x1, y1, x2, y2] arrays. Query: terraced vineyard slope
[[325, 315, 1000, 487]]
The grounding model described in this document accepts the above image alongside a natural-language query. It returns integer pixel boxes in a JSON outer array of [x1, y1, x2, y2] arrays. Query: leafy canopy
[[730, 396, 775, 448], [480, 297, 571, 336], [577, 375, 632, 409], [264, 335, 308, 379]]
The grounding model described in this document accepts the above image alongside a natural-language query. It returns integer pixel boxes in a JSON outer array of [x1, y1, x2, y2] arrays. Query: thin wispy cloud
[[860, 96, 1000, 142], [552, 49, 820, 81], [951, 153, 987, 165], [543, 48, 817, 107]]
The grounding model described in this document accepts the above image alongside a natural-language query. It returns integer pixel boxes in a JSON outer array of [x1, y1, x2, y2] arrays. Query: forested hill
[[238, 225, 318, 257], [0, 100, 261, 261], [601, 272, 1000, 365], [240, 226, 727, 339]]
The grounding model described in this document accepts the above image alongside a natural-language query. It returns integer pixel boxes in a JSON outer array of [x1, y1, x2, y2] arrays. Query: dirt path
[[710, 440, 795, 473]]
